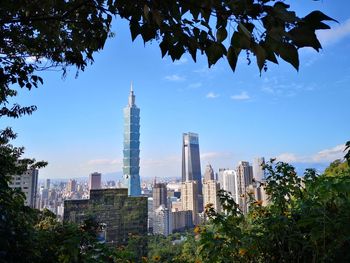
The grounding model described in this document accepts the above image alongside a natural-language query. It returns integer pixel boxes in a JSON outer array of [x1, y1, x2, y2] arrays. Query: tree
[[195, 160, 350, 262], [1, 0, 336, 117]]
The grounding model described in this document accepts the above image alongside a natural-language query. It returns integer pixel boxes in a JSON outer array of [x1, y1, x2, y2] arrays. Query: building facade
[[89, 172, 101, 190], [153, 205, 172, 236], [181, 181, 199, 224], [9, 168, 38, 208], [182, 132, 203, 212], [203, 164, 215, 182], [123, 84, 141, 196], [253, 157, 266, 182], [64, 188, 147, 248], [153, 183, 168, 210], [203, 180, 221, 213]]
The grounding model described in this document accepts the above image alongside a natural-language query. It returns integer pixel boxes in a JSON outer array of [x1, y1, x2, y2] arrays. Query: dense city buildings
[[221, 169, 240, 204], [67, 179, 77, 192], [89, 172, 101, 190], [64, 188, 147, 250], [182, 132, 203, 213], [123, 84, 141, 196], [9, 168, 38, 208]]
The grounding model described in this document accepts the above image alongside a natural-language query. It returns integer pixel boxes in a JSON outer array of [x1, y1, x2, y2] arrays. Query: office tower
[[45, 178, 50, 189], [153, 182, 168, 210], [217, 168, 229, 189], [253, 157, 265, 182], [123, 83, 141, 196], [182, 132, 203, 212], [236, 161, 253, 214], [89, 172, 101, 190], [181, 181, 198, 224], [221, 169, 240, 205], [9, 168, 38, 208], [203, 164, 215, 182], [153, 205, 172, 236], [67, 179, 77, 192], [64, 188, 147, 254], [237, 161, 253, 188], [203, 180, 221, 213]]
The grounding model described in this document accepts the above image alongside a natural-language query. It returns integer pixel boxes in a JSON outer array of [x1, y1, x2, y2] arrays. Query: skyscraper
[[182, 132, 203, 213], [123, 83, 141, 196], [253, 157, 265, 182], [9, 168, 38, 208], [89, 172, 101, 190], [203, 164, 215, 182], [153, 182, 168, 210]]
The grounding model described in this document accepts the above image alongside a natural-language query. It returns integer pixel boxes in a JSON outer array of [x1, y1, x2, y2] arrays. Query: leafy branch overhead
[[0, 1, 336, 118], [123, 0, 337, 72]]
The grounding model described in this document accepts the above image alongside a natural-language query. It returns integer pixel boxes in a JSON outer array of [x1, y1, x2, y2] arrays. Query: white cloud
[[173, 57, 188, 65], [317, 18, 350, 46], [206, 92, 219, 99], [312, 144, 346, 162], [164, 74, 186, 81], [231, 91, 250, 100], [276, 144, 346, 163], [188, 82, 202, 89]]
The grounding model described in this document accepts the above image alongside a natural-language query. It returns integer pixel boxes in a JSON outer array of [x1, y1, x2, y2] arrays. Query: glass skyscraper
[[123, 84, 141, 196], [182, 132, 203, 212]]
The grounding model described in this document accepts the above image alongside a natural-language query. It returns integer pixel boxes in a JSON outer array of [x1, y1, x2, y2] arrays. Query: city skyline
[[3, 1, 349, 180]]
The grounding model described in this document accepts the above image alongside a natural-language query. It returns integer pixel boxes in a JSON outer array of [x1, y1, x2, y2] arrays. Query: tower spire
[[128, 81, 135, 106]]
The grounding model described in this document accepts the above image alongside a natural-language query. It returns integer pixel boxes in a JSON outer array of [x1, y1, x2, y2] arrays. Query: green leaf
[[206, 42, 226, 67], [254, 45, 267, 72], [227, 46, 241, 72], [216, 27, 227, 42], [277, 43, 299, 70]]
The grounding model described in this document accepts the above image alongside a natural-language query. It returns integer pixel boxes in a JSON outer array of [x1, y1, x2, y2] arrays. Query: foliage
[[147, 233, 195, 263], [1, 0, 335, 118], [195, 160, 350, 262], [324, 158, 350, 177]]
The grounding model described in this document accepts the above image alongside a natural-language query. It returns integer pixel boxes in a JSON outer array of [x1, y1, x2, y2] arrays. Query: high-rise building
[[237, 161, 253, 188], [64, 188, 147, 255], [45, 178, 50, 189], [203, 164, 215, 182], [182, 132, 203, 212], [67, 179, 77, 192], [123, 83, 141, 196], [221, 169, 240, 205], [172, 210, 193, 232], [89, 172, 101, 190], [153, 182, 168, 210], [203, 180, 221, 213], [181, 181, 199, 224], [9, 168, 38, 208], [153, 205, 172, 236], [236, 161, 254, 214], [253, 157, 265, 182]]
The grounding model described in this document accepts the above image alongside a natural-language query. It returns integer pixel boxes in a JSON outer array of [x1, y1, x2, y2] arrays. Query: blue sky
[[3, 1, 350, 179]]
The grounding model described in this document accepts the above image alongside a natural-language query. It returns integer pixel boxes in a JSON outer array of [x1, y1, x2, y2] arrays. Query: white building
[[9, 168, 38, 208], [153, 205, 172, 236], [253, 157, 265, 182]]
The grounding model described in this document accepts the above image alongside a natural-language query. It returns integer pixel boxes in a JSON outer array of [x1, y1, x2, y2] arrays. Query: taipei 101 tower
[[123, 83, 141, 196]]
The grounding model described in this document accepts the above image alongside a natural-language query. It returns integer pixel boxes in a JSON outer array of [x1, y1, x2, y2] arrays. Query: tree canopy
[[1, 0, 336, 118]]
